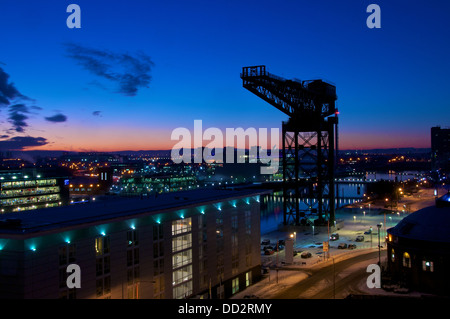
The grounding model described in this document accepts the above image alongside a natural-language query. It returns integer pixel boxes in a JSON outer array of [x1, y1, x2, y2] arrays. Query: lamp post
[[290, 232, 297, 248], [333, 257, 336, 299], [377, 224, 381, 266]]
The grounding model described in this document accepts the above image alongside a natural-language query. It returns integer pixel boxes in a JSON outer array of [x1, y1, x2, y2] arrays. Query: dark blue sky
[[1, 0, 449, 151]]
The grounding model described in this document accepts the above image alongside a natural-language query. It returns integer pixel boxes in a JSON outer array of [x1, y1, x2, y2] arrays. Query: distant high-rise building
[[431, 126, 450, 170]]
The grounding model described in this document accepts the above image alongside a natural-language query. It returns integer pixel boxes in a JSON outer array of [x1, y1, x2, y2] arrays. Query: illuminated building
[[114, 174, 197, 195], [0, 169, 70, 213], [0, 188, 267, 299]]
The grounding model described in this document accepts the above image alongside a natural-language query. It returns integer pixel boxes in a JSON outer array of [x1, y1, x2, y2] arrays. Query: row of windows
[[58, 226, 163, 299], [172, 218, 193, 299], [1, 186, 60, 198], [1, 179, 57, 189], [153, 224, 165, 299], [391, 250, 435, 272], [1, 194, 60, 206], [172, 218, 192, 236], [231, 272, 253, 296], [58, 212, 254, 298]]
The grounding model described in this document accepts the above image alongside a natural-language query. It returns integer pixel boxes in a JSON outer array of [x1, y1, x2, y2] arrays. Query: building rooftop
[[0, 187, 269, 237], [388, 194, 450, 243]]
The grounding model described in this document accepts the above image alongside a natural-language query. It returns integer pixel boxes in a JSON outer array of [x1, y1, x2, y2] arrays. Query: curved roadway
[[273, 251, 381, 299]]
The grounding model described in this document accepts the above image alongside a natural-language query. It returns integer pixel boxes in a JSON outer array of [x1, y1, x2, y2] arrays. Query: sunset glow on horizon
[[1, 1, 449, 153]]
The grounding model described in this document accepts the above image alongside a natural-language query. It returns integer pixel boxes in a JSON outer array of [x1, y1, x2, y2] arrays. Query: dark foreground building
[[386, 194, 450, 295], [431, 126, 450, 170], [0, 188, 267, 299]]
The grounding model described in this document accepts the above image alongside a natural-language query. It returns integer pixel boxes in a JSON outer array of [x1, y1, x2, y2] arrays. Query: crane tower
[[240, 65, 338, 226]]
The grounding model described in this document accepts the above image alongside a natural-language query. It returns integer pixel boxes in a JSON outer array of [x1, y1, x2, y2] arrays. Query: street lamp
[[290, 232, 297, 247]]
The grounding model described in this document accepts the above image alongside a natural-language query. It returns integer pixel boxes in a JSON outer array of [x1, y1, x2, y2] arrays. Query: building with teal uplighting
[[0, 188, 268, 299]]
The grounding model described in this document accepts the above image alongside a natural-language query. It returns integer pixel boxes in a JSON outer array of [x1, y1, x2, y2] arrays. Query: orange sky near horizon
[[22, 127, 431, 152]]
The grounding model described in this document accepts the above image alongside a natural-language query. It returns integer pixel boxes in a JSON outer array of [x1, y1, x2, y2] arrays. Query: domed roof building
[[386, 193, 450, 295]]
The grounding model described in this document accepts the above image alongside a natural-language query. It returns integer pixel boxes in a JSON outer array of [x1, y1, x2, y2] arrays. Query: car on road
[[264, 249, 274, 255], [338, 243, 347, 249], [356, 235, 365, 242], [330, 233, 339, 241], [301, 251, 312, 258], [348, 244, 357, 249]]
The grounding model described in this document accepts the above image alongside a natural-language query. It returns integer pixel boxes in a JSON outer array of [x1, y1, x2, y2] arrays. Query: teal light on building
[[0, 188, 268, 299]]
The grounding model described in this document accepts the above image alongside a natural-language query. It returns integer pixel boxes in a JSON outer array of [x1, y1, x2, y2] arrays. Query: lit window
[[246, 272, 252, 287], [95, 236, 110, 256], [232, 277, 239, 294], [422, 260, 434, 272], [403, 252, 411, 268]]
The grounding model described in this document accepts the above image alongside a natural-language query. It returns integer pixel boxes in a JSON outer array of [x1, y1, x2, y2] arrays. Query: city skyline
[[1, 0, 450, 152]]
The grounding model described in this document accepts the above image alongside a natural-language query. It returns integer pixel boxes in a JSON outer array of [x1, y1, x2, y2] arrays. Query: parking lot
[[259, 207, 402, 268]]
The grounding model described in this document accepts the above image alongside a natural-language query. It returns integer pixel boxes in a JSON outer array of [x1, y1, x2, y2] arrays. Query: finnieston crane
[[240, 65, 338, 226]]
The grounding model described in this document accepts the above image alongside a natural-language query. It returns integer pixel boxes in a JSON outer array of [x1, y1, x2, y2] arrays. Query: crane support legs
[[282, 118, 336, 226]]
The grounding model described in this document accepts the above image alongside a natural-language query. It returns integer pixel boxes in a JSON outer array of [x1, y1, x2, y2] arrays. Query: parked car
[[356, 235, 365, 242], [261, 239, 270, 245], [264, 249, 274, 255], [330, 233, 339, 241], [338, 243, 347, 249], [301, 251, 312, 258], [348, 244, 357, 249]]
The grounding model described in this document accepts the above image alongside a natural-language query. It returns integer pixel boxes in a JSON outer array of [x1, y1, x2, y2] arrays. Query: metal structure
[[240, 65, 338, 226]]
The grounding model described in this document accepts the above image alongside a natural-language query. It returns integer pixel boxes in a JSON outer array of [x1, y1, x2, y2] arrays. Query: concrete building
[[386, 193, 450, 295], [0, 188, 267, 299]]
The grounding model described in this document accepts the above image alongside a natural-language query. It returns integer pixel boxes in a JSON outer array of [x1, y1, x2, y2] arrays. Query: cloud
[[0, 136, 48, 151], [8, 103, 32, 132], [0, 66, 27, 107], [92, 110, 102, 117], [45, 113, 67, 123], [8, 111, 28, 132], [64, 43, 154, 96], [0, 67, 40, 133]]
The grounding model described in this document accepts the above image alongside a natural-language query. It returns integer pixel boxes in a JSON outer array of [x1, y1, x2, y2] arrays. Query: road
[[273, 250, 381, 299]]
